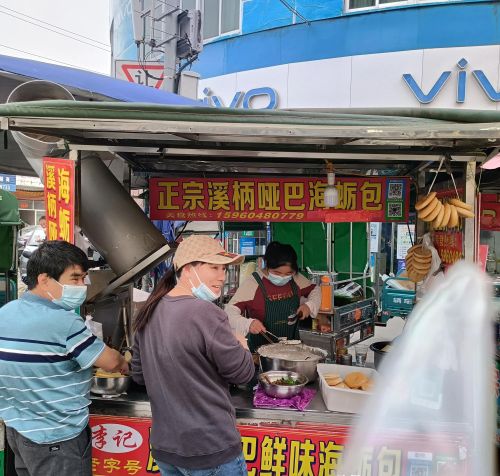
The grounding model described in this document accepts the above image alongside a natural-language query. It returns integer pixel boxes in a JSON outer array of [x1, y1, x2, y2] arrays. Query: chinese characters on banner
[[43, 158, 75, 243], [480, 193, 500, 231], [89, 416, 467, 476], [149, 177, 410, 223], [434, 231, 463, 266]]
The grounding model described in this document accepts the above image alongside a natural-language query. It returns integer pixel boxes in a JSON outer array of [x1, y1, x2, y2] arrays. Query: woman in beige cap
[[131, 235, 254, 476]]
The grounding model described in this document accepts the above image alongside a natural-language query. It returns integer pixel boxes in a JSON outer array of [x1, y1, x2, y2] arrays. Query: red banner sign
[[480, 193, 500, 231], [434, 231, 464, 265], [89, 416, 467, 476], [43, 158, 75, 243], [149, 177, 410, 223]]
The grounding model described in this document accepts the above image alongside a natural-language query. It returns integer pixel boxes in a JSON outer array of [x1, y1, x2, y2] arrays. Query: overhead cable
[[0, 3, 110, 47], [0, 9, 110, 52], [0, 43, 106, 75]]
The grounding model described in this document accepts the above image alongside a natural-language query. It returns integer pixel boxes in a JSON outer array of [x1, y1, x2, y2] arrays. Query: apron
[[248, 272, 300, 353]]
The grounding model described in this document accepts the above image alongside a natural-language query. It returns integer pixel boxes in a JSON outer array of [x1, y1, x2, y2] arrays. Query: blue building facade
[[111, 0, 500, 110]]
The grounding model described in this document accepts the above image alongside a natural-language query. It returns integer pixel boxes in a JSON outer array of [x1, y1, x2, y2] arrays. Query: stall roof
[[0, 100, 499, 182], [0, 55, 200, 106]]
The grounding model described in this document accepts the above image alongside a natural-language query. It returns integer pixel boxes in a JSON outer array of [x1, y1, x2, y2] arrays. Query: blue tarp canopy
[[0, 54, 200, 106], [0, 54, 201, 175]]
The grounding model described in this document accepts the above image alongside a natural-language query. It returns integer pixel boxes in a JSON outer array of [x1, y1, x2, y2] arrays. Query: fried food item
[[344, 371, 369, 389], [324, 374, 343, 387], [94, 369, 124, 378], [418, 197, 440, 220], [361, 379, 374, 391], [449, 198, 473, 211], [455, 206, 475, 219], [421, 200, 443, 222], [448, 204, 459, 227], [324, 371, 374, 391], [439, 202, 452, 228], [415, 192, 437, 211]]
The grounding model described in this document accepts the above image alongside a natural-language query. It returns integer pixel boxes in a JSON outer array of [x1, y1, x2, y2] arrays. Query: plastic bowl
[[258, 370, 308, 399], [369, 341, 392, 371]]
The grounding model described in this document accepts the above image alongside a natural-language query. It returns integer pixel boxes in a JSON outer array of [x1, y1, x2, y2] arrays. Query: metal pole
[[463, 161, 476, 262], [349, 222, 353, 279], [326, 223, 332, 273], [157, 0, 179, 93], [300, 223, 304, 271], [390, 222, 395, 275]]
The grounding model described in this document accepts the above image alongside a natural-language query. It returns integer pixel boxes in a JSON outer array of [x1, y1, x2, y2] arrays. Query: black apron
[[248, 272, 300, 353]]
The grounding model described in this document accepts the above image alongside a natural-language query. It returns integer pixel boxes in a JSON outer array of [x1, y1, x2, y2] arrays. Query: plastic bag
[[419, 232, 444, 293], [339, 261, 495, 476], [85, 314, 103, 340]]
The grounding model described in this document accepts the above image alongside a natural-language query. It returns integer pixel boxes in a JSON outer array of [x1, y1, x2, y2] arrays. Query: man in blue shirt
[[0, 240, 128, 476]]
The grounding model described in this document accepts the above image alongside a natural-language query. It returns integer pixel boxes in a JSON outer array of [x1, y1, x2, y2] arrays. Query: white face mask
[[189, 269, 221, 302], [267, 272, 293, 286]]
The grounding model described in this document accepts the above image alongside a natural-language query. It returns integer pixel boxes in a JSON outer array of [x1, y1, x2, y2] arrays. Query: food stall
[[0, 99, 491, 475]]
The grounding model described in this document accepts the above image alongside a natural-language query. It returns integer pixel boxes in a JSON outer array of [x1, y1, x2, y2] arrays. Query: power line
[[277, 0, 311, 24], [0, 9, 111, 52], [133, 9, 184, 42], [0, 3, 110, 47], [0, 43, 106, 75]]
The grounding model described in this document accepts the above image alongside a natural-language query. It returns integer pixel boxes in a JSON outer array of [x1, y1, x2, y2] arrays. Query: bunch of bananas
[[405, 244, 432, 283], [415, 192, 474, 228]]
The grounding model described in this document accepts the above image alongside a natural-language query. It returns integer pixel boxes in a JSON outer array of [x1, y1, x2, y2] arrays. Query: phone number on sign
[[215, 211, 305, 220]]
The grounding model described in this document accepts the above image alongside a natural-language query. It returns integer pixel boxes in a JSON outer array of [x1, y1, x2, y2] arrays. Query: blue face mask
[[267, 272, 293, 287], [49, 280, 87, 310], [190, 269, 220, 302]]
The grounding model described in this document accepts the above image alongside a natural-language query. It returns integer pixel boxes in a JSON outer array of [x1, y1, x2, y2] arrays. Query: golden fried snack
[[421, 200, 442, 222], [344, 372, 369, 389], [361, 379, 374, 391], [448, 204, 459, 227], [94, 369, 124, 378], [449, 198, 473, 211], [415, 192, 437, 211], [418, 197, 440, 220], [325, 374, 343, 386]]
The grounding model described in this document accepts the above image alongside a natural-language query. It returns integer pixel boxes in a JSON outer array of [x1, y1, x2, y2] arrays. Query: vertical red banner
[[43, 157, 75, 244]]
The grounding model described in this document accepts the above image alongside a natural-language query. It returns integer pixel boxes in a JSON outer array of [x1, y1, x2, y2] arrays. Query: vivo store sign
[[202, 57, 500, 109], [202, 87, 278, 109], [404, 58, 500, 104]]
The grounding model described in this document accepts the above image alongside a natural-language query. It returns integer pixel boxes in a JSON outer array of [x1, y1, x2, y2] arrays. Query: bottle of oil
[[320, 275, 332, 311]]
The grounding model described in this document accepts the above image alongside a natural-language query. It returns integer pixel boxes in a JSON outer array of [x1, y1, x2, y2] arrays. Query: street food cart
[[0, 99, 493, 475]]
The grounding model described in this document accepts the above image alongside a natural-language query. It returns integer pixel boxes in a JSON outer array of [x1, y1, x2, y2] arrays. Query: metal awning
[[0, 100, 499, 183]]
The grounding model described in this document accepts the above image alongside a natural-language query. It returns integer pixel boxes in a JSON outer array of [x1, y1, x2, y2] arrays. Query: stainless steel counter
[[90, 382, 357, 426]]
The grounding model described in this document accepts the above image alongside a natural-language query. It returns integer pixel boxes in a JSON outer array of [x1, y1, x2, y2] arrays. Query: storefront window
[[221, 0, 240, 34], [348, 0, 411, 10], [181, 0, 240, 39]]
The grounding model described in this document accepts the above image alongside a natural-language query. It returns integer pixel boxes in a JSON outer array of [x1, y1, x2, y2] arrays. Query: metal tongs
[[259, 329, 281, 344]]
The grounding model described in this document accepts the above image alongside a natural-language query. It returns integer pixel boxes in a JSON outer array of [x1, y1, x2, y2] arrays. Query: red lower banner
[[433, 231, 463, 266], [89, 415, 467, 476]]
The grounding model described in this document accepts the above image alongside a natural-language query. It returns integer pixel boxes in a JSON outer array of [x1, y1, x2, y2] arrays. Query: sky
[[0, 0, 111, 75]]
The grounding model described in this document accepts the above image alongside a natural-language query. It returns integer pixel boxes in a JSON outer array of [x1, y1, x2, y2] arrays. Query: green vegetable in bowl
[[273, 377, 300, 386]]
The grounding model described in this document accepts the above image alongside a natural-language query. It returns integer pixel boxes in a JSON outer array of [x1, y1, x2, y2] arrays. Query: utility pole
[[132, 0, 201, 95], [155, 0, 180, 93]]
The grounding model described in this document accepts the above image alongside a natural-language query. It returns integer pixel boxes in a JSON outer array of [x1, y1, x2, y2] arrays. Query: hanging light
[[324, 164, 339, 208]]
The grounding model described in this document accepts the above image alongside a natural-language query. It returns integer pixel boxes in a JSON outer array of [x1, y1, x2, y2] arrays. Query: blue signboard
[[0, 174, 16, 192]]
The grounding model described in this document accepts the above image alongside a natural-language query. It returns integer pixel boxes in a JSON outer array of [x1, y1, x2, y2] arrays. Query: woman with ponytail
[[131, 235, 254, 476]]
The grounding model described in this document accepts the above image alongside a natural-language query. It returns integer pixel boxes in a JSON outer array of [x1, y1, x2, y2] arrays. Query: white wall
[[199, 45, 500, 110]]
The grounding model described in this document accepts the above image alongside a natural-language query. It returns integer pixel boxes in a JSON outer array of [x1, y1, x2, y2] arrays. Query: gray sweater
[[131, 295, 254, 469]]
